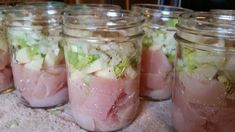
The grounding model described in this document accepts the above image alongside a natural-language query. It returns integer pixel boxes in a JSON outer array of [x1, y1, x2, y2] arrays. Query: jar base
[[71, 100, 140, 132], [20, 96, 68, 109], [140, 96, 171, 102], [18, 87, 68, 109], [75, 113, 138, 132], [0, 84, 15, 94]]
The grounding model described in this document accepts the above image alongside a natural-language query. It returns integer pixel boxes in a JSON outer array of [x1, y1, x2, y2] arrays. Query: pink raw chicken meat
[[179, 71, 226, 105], [0, 50, 13, 92], [12, 63, 68, 107], [69, 74, 139, 131], [0, 50, 10, 70], [173, 72, 235, 132], [140, 49, 172, 99], [0, 67, 13, 92]]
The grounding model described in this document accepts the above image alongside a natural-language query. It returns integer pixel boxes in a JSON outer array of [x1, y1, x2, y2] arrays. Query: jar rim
[[6, 1, 65, 15], [175, 33, 235, 53], [177, 12, 235, 39], [67, 4, 121, 10], [210, 9, 235, 15], [5, 2, 65, 24], [176, 11, 235, 52], [131, 4, 192, 18], [63, 9, 144, 30], [16, 1, 66, 9]]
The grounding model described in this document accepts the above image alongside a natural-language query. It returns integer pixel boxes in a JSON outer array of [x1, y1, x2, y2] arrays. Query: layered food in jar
[[0, 6, 13, 93], [132, 4, 192, 100], [6, 3, 68, 108], [63, 9, 144, 131], [173, 12, 235, 132]]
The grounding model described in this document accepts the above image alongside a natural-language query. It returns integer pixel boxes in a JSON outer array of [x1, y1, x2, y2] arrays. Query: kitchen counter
[[0, 92, 173, 132]]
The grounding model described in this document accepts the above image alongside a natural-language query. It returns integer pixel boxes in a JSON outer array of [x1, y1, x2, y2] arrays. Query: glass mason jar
[[173, 12, 235, 132], [5, 3, 68, 108], [0, 5, 14, 94], [63, 8, 144, 131], [131, 4, 192, 101]]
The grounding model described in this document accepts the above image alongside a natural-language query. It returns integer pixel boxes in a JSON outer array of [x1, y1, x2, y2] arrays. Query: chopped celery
[[142, 35, 153, 48], [149, 30, 165, 51], [176, 48, 197, 72], [183, 48, 197, 71], [166, 19, 178, 27], [17, 38, 28, 48], [67, 49, 99, 70], [114, 58, 129, 77], [130, 57, 138, 70], [178, 47, 235, 95], [8, 29, 63, 69], [67, 51, 78, 68], [77, 53, 99, 70], [218, 75, 235, 95], [30, 45, 40, 56], [145, 28, 176, 64], [166, 51, 175, 64], [15, 44, 45, 64], [218, 75, 229, 84], [178, 47, 226, 72], [65, 40, 138, 79]]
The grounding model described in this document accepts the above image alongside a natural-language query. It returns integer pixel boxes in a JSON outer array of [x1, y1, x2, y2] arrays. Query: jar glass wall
[[63, 8, 144, 131], [5, 4, 68, 108], [67, 3, 121, 10], [131, 4, 192, 101], [17, 1, 66, 7], [0, 5, 13, 94], [173, 12, 235, 132]]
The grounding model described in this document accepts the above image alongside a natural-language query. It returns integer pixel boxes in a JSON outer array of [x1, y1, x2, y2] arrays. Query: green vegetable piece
[[67, 49, 99, 70], [114, 59, 129, 77], [218, 75, 235, 95], [176, 59, 185, 71], [218, 75, 228, 84], [130, 57, 138, 70], [76, 53, 99, 70], [67, 50, 78, 69], [17, 38, 28, 48], [156, 30, 165, 36], [142, 35, 153, 48], [176, 48, 198, 72], [30, 45, 41, 57], [166, 51, 175, 64], [182, 48, 198, 71], [166, 19, 178, 27]]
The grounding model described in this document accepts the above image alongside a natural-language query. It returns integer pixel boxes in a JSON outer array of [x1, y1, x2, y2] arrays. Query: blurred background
[[1, 0, 235, 11]]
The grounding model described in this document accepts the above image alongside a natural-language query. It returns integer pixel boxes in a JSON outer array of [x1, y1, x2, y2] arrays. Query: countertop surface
[[0, 92, 173, 132]]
